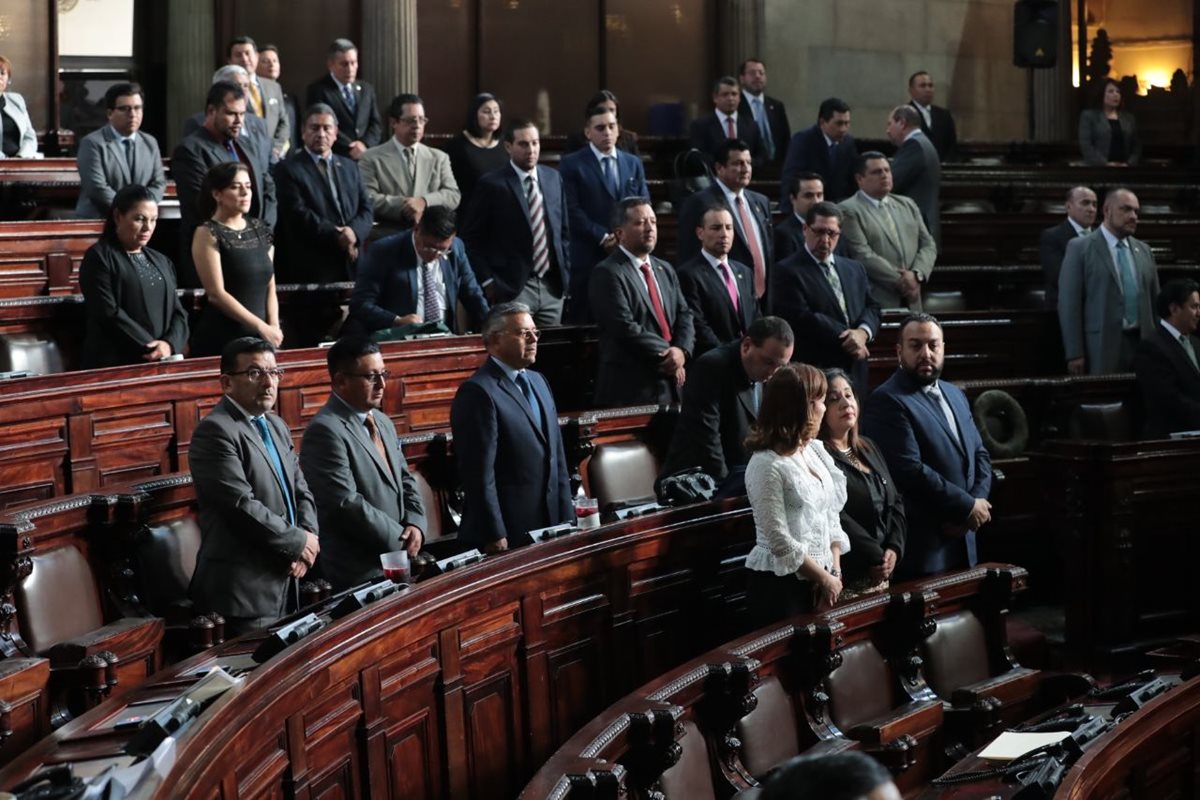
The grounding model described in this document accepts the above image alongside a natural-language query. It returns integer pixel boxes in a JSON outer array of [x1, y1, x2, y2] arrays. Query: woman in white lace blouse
[[744, 363, 851, 626]]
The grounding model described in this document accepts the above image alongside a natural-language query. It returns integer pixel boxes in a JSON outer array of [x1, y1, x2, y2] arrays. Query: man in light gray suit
[[838, 151, 937, 310], [300, 337, 426, 591], [359, 93, 460, 238], [228, 35, 291, 161], [189, 337, 320, 637], [75, 82, 166, 219], [886, 105, 941, 244], [1059, 188, 1160, 375]]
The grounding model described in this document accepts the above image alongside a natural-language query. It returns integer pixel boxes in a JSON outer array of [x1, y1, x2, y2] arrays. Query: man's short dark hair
[[328, 38, 357, 58], [227, 35, 256, 57], [326, 336, 380, 377], [818, 97, 851, 122], [789, 171, 824, 198], [303, 103, 337, 126], [806, 201, 843, 227], [738, 58, 765, 75], [908, 70, 930, 87], [205, 80, 245, 112], [259, 43, 280, 56], [762, 752, 894, 800], [104, 82, 143, 110], [584, 104, 614, 123], [610, 196, 652, 231], [504, 117, 538, 143], [220, 337, 275, 375], [698, 204, 732, 227], [898, 311, 943, 337], [713, 138, 751, 166], [417, 205, 457, 239], [853, 150, 888, 177], [388, 93, 423, 121], [747, 316, 794, 348], [891, 104, 922, 128], [1156, 279, 1200, 319], [712, 75, 739, 94]]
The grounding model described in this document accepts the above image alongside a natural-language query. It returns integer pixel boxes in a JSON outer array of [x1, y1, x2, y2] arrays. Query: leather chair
[[657, 720, 718, 800], [1068, 402, 1131, 442], [734, 676, 801, 780], [585, 441, 659, 513], [412, 470, 443, 542], [0, 334, 64, 375], [134, 514, 224, 653]]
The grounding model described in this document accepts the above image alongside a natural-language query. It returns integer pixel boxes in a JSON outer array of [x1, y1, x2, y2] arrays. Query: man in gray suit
[[1059, 188, 1160, 375], [75, 82, 166, 219], [189, 338, 320, 637], [359, 93, 461, 238], [228, 35, 291, 161], [300, 337, 426, 590], [838, 152, 937, 310], [886, 105, 941, 243]]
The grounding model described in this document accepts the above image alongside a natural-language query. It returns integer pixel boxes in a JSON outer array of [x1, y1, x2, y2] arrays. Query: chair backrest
[[1068, 402, 1131, 441], [657, 719, 717, 800], [922, 291, 968, 314], [16, 546, 105, 653], [0, 334, 63, 375], [826, 640, 896, 731], [735, 676, 801, 779], [135, 515, 202, 614], [586, 441, 658, 511], [920, 610, 992, 699], [412, 469, 444, 542]]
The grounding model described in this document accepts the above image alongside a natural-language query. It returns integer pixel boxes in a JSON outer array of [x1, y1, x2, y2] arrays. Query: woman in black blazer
[[820, 368, 906, 595], [79, 184, 188, 368]]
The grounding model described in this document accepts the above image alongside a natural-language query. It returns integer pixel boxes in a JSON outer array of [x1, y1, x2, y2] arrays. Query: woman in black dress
[[188, 162, 282, 357], [444, 93, 508, 210], [79, 184, 189, 368]]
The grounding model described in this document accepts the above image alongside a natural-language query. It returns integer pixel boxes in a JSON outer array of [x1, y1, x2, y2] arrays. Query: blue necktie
[[252, 416, 296, 526], [515, 371, 543, 432], [753, 97, 774, 160], [602, 155, 619, 197], [224, 138, 238, 160], [342, 84, 357, 114], [1116, 240, 1139, 328]]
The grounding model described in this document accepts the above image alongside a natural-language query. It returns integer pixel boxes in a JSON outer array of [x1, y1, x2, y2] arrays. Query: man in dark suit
[[172, 81, 275, 287], [738, 58, 790, 164], [676, 205, 758, 357], [300, 337, 426, 590], [459, 119, 570, 326], [1135, 280, 1200, 437], [688, 76, 763, 163], [780, 97, 858, 205], [887, 105, 941, 243], [348, 205, 489, 335], [228, 35, 291, 161], [189, 337, 321, 636], [677, 140, 773, 309], [660, 316, 793, 490], [75, 82, 166, 219], [907, 71, 958, 160], [450, 302, 574, 553], [274, 103, 374, 283], [775, 172, 849, 262], [862, 314, 993, 579], [305, 38, 382, 160], [771, 202, 881, 396], [1039, 186, 1097, 308], [559, 104, 649, 322], [589, 197, 695, 407]]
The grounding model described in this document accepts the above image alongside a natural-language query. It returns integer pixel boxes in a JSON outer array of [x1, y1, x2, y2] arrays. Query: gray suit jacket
[[1058, 229, 1159, 374], [0, 92, 37, 158], [300, 396, 426, 590], [358, 139, 461, 237], [75, 126, 167, 218], [252, 75, 291, 158], [189, 396, 318, 620], [838, 191, 937, 309], [890, 131, 941, 243], [1078, 109, 1141, 166]]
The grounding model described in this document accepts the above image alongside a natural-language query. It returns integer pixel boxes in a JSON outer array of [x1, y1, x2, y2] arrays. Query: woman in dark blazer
[[820, 368, 906, 595], [79, 184, 188, 368], [1078, 79, 1141, 166]]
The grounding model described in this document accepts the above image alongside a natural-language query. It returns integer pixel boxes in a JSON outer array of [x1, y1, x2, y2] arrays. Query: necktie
[[718, 261, 741, 316], [515, 371, 543, 431], [224, 138, 239, 160], [1079, 227, 1090, 237], [752, 382, 762, 414], [879, 197, 906, 261], [602, 155, 619, 197], [252, 416, 296, 526], [363, 413, 392, 471], [752, 98, 774, 160], [725, 115, 736, 139], [1116, 240, 1139, 328], [926, 384, 961, 446], [404, 147, 416, 184], [422, 260, 444, 323], [639, 261, 672, 343], [525, 175, 550, 278], [734, 196, 766, 299], [1180, 334, 1200, 371], [317, 158, 344, 223], [342, 83, 357, 114], [247, 81, 264, 117], [122, 138, 135, 176], [821, 260, 849, 319]]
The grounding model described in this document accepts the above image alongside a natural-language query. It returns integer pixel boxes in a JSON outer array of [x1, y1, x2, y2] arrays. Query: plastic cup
[[380, 550, 411, 583], [575, 497, 600, 529]]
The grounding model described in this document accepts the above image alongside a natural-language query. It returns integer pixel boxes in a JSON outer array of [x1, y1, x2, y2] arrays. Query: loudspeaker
[[1013, 0, 1058, 68]]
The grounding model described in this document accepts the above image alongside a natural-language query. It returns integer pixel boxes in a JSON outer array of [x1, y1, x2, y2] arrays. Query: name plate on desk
[[527, 523, 578, 543], [611, 501, 663, 521], [437, 549, 484, 573]]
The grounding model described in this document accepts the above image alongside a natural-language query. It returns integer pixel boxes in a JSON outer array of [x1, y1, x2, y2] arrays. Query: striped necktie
[[525, 175, 550, 278]]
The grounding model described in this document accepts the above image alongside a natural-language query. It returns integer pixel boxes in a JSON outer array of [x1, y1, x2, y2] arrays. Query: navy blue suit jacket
[[688, 112, 764, 163], [559, 147, 649, 294], [348, 231, 489, 334], [862, 369, 993, 579], [675, 253, 758, 357], [779, 124, 859, 205], [450, 358, 574, 548], [459, 164, 571, 301]]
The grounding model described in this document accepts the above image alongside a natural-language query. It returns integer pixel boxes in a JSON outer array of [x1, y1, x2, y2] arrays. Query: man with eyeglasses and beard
[[190, 337, 320, 637], [300, 336, 426, 590], [450, 302, 574, 553]]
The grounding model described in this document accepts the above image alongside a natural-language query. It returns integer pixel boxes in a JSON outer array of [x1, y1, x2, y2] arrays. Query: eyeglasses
[[114, 105, 144, 113], [506, 328, 541, 341], [399, 116, 430, 126], [346, 370, 392, 384], [809, 227, 841, 239], [226, 367, 285, 381]]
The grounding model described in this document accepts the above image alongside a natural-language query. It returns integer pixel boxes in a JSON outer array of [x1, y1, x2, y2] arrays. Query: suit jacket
[[358, 139, 461, 236], [774, 212, 847, 262], [862, 369, 992, 579], [780, 125, 859, 205], [675, 253, 757, 357], [75, 127, 167, 218], [687, 112, 763, 163], [0, 92, 37, 158], [305, 74, 383, 157], [890, 131, 941, 243], [822, 438, 906, 584], [1134, 323, 1200, 437], [676, 182, 774, 307], [171, 128, 276, 287], [459, 164, 571, 301], [1039, 219, 1087, 309], [348, 231, 489, 334], [189, 396, 318, 619], [770, 248, 881, 394], [299, 396, 427, 590], [1058, 230, 1160, 374], [589, 250, 695, 407], [910, 101, 957, 160], [838, 191, 936, 309], [251, 75, 290, 158], [450, 359, 573, 548], [1078, 109, 1141, 166], [660, 339, 756, 481], [78, 238, 188, 368], [274, 149, 374, 283], [738, 92, 791, 163]]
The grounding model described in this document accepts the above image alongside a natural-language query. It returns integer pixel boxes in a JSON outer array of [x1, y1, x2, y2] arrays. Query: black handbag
[[668, 148, 714, 210], [656, 467, 718, 506]]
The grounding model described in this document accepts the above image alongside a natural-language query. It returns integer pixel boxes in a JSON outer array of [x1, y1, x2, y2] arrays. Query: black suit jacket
[[304, 75, 383, 157], [823, 439, 906, 584], [774, 212, 848, 263], [675, 253, 758, 357], [1039, 219, 1084, 309], [738, 93, 791, 163], [676, 182, 774, 308], [779, 124, 859, 205], [1134, 323, 1200, 438], [910, 101, 958, 160], [687, 112, 764, 163], [274, 150, 375, 283]]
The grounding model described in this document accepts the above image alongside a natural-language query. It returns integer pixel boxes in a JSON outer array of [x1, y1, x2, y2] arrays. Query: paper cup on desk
[[380, 550, 410, 583], [575, 497, 600, 529]]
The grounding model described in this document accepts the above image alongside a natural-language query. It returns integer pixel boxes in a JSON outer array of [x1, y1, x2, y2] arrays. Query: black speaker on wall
[[1014, 0, 1058, 68]]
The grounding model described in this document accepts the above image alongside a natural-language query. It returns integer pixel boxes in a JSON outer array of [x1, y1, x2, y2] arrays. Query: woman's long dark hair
[[463, 92, 501, 138], [818, 367, 875, 457], [744, 363, 827, 455], [197, 161, 249, 220], [103, 183, 157, 243]]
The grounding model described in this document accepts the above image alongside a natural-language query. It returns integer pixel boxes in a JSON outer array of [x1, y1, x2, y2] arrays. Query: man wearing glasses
[[189, 337, 320, 637], [75, 82, 166, 219], [450, 302, 574, 553], [300, 336, 426, 589]]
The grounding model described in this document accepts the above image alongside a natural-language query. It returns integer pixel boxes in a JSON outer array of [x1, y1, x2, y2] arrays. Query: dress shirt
[[410, 235, 446, 320], [715, 109, 739, 136], [912, 101, 933, 128], [617, 245, 666, 308], [856, 189, 884, 210], [1067, 218, 1089, 236], [802, 243, 872, 339]]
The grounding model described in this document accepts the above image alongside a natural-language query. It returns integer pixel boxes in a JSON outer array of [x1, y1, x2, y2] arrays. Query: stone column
[[717, 0, 764, 74], [361, 0, 418, 108], [165, 0, 213, 151]]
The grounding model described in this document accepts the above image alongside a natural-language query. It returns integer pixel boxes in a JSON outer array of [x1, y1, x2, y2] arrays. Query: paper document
[[978, 730, 1070, 761]]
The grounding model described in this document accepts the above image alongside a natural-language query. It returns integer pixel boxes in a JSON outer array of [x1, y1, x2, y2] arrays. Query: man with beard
[[861, 313, 992, 579]]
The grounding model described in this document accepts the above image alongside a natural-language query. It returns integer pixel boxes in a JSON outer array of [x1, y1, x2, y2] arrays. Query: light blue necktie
[[753, 97, 774, 160], [252, 416, 295, 526], [1180, 333, 1199, 371], [1116, 240, 1139, 328]]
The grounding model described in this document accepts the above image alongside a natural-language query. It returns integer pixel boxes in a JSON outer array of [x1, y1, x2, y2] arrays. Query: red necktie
[[725, 116, 736, 139], [640, 262, 672, 343], [735, 196, 766, 298], [719, 262, 741, 314]]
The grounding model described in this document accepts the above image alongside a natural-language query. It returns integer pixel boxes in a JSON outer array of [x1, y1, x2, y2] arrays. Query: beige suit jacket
[[838, 190, 937, 309], [358, 139, 461, 236]]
